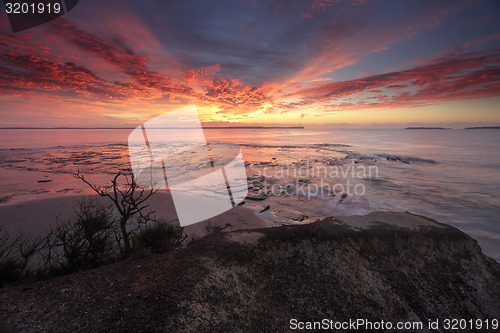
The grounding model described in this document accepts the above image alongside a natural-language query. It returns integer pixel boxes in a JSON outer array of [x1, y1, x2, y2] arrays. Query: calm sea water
[[0, 128, 499, 260]]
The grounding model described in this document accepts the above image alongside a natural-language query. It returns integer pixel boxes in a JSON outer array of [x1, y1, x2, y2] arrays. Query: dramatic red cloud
[[184, 64, 268, 110], [283, 45, 500, 111], [184, 64, 222, 89], [0, 48, 158, 100], [0, 18, 268, 112], [53, 21, 194, 97]]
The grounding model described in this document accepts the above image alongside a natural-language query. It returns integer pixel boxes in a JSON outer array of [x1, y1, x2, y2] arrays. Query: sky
[[0, 0, 499, 128]]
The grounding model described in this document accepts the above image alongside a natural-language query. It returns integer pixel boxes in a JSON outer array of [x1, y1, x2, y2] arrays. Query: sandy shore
[[1, 193, 499, 262], [0, 193, 269, 240]]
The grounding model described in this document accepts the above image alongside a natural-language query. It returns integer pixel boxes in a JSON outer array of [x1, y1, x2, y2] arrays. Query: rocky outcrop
[[1, 212, 499, 332]]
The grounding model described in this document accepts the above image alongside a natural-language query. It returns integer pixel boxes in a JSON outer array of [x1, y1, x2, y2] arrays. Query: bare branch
[[75, 170, 158, 255]]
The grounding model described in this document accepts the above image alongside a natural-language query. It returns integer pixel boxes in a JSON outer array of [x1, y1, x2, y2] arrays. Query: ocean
[[0, 128, 499, 260]]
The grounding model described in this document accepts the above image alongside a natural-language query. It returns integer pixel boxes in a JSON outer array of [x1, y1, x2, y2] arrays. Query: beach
[[0, 193, 269, 241]]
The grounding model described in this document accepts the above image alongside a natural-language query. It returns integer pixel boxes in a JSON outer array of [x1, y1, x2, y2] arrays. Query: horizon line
[[0, 126, 306, 130], [1, 126, 499, 130]]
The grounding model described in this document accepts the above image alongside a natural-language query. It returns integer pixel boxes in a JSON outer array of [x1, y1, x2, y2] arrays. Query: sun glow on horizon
[[0, 1, 499, 128]]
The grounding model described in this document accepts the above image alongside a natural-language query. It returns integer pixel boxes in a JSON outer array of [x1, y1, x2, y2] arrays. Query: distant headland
[[404, 127, 451, 130], [464, 126, 500, 130]]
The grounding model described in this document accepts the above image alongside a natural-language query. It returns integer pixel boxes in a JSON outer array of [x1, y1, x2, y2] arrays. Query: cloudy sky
[[0, 0, 499, 128]]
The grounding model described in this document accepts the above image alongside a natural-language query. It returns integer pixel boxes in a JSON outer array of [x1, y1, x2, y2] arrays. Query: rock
[[275, 209, 307, 221], [1, 212, 499, 332], [246, 176, 267, 200], [387, 156, 410, 164], [259, 205, 270, 213], [245, 192, 267, 200]]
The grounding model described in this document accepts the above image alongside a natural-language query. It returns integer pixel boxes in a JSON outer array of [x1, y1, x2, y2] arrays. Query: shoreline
[[1, 194, 499, 263], [0, 193, 269, 240]]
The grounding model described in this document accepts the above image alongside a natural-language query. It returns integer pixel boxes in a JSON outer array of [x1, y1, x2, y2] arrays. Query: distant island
[[464, 126, 500, 130], [404, 127, 451, 130]]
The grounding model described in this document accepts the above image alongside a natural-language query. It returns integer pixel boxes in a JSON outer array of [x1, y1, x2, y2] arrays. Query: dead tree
[[75, 170, 158, 256]]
